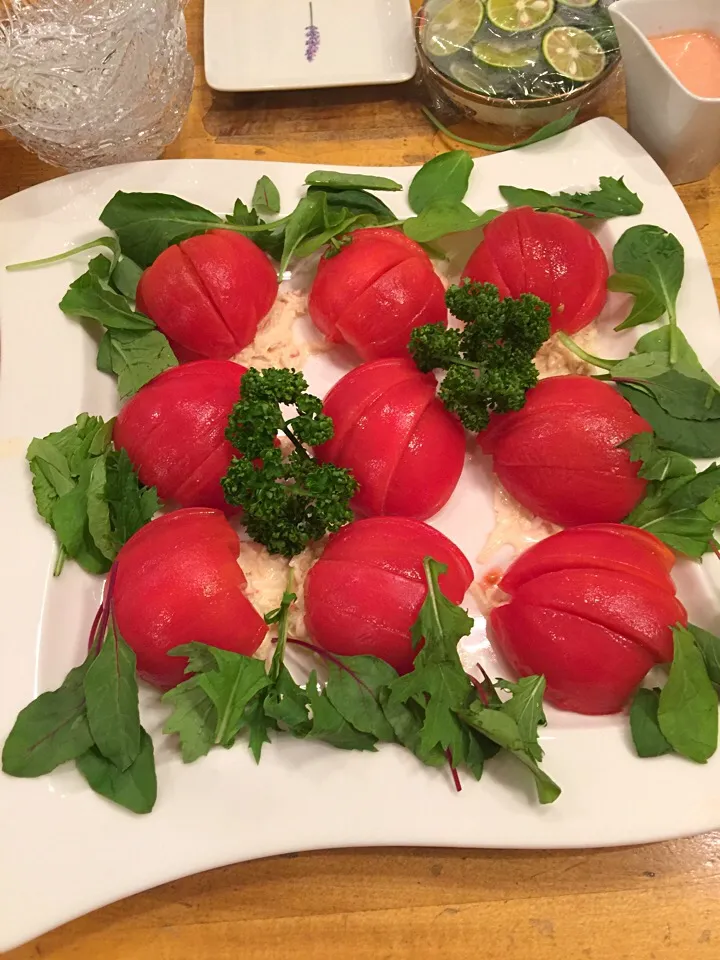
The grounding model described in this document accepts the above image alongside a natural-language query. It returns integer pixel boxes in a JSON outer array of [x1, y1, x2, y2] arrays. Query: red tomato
[[113, 508, 266, 689], [113, 360, 244, 513], [489, 524, 687, 715], [463, 207, 609, 335], [304, 517, 473, 674], [308, 227, 447, 360], [136, 230, 278, 360], [316, 358, 465, 520], [479, 375, 652, 526]]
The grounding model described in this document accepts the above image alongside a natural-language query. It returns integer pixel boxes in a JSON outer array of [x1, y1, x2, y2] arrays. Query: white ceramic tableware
[[610, 0, 720, 184], [204, 0, 416, 92]]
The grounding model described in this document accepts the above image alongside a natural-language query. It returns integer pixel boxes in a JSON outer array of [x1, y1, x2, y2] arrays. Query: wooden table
[[4, 2, 720, 958]]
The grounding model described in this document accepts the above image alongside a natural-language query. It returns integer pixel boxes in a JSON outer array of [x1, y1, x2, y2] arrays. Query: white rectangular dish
[[1, 118, 720, 951], [204, 0, 417, 92]]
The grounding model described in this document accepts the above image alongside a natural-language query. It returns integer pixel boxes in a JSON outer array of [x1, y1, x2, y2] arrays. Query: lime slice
[[449, 60, 496, 94], [557, 0, 599, 7], [424, 0, 485, 57], [472, 39, 539, 68], [486, 0, 555, 33], [542, 25, 606, 81]]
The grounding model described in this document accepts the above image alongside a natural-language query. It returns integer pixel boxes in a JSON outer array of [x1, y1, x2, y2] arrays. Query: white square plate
[[204, 0, 417, 92], [1, 118, 720, 951]]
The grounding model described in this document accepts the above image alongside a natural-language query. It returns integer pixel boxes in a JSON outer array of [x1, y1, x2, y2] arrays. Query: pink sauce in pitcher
[[648, 30, 720, 98]]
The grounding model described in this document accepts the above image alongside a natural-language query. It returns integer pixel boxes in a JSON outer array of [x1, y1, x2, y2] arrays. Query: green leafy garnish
[[608, 273, 666, 331], [252, 175, 281, 215], [499, 177, 642, 220], [403, 202, 499, 243], [629, 688, 672, 758], [623, 434, 720, 557], [2, 604, 157, 814], [409, 282, 551, 432], [163, 557, 558, 802], [305, 170, 403, 192], [421, 105, 579, 154], [221, 367, 357, 558], [407, 150, 474, 214], [26, 416, 159, 575], [657, 626, 718, 763], [60, 255, 178, 399]]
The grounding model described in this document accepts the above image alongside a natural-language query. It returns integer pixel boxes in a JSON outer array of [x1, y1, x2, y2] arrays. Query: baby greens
[[163, 559, 559, 803], [2, 583, 157, 815], [27, 415, 159, 576], [499, 177, 642, 220], [630, 625, 720, 764]]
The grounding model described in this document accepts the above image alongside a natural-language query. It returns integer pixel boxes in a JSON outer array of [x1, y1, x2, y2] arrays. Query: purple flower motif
[[305, 2, 320, 62]]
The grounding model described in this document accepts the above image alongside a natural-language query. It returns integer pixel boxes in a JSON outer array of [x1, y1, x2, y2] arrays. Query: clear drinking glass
[[0, 0, 194, 170]]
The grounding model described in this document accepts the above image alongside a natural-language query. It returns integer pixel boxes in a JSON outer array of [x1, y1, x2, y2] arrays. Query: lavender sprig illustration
[[305, 2, 320, 62]]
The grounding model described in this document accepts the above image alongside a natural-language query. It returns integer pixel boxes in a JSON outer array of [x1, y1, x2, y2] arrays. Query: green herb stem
[[53, 544, 67, 578], [6, 237, 117, 272], [556, 332, 616, 371], [281, 425, 310, 459], [420, 106, 578, 154]]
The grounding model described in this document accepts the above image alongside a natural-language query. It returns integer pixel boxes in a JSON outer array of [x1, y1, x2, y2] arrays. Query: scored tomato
[[308, 227, 447, 360], [305, 517, 473, 674], [113, 508, 266, 689], [316, 358, 465, 520], [463, 207, 609, 335], [490, 524, 687, 715], [113, 360, 246, 514], [479, 375, 652, 527], [136, 230, 278, 360]]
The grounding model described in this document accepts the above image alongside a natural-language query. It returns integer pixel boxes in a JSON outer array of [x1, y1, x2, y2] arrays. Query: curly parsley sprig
[[409, 282, 551, 432], [221, 368, 357, 558]]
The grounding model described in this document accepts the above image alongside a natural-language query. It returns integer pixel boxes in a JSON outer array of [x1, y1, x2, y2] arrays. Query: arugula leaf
[[252, 176, 281, 215], [227, 199, 264, 228], [52, 461, 112, 574], [325, 656, 397, 741], [609, 273, 666, 331], [495, 676, 546, 762], [612, 225, 685, 361], [623, 440, 720, 557], [111, 255, 143, 300], [76, 728, 157, 814], [421, 106, 578, 154], [106, 329, 179, 400], [171, 643, 271, 748], [499, 177, 642, 220], [408, 151, 474, 214], [263, 665, 310, 734], [83, 622, 142, 771], [60, 256, 178, 398], [1, 661, 93, 777], [243, 696, 278, 763], [377, 689, 446, 768], [629, 688, 672, 758], [388, 558, 475, 759], [658, 626, 718, 763], [688, 624, 720, 687], [615, 371, 720, 422], [460, 703, 561, 804], [403, 202, 498, 243], [304, 671, 378, 751], [278, 193, 327, 276], [308, 186, 397, 221], [105, 449, 160, 548], [305, 170, 403, 192], [163, 676, 217, 763], [100, 191, 224, 267], [616, 384, 720, 458]]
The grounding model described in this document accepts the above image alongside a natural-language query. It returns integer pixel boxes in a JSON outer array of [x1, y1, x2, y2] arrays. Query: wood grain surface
[[3, 1, 720, 957]]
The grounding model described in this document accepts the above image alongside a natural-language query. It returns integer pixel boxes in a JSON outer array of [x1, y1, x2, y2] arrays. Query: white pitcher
[[610, 0, 720, 185]]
